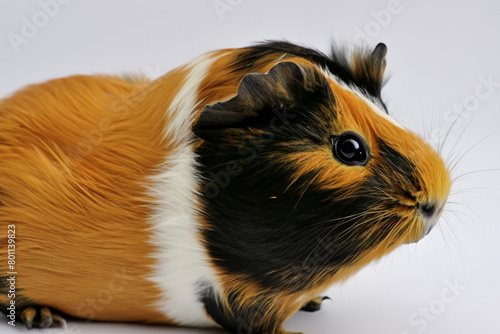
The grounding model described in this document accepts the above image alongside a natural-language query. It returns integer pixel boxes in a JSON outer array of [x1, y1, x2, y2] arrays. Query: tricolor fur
[[0, 41, 451, 334]]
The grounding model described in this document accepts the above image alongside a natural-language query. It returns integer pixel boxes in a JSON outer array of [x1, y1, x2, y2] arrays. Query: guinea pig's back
[[0, 74, 180, 323]]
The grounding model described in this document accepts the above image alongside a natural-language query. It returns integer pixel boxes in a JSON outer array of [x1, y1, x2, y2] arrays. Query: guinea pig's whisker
[[299, 211, 382, 266], [449, 188, 500, 203], [443, 211, 473, 245], [322, 216, 402, 266], [437, 216, 465, 264], [448, 196, 490, 221], [445, 200, 486, 237], [318, 210, 390, 237], [438, 93, 483, 155], [286, 172, 323, 220], [421, 106, 439, 151], [325, 210, 394, 244], [451, 168, 500, 183], [312, 209, 384, 227], [444, 121, 500, 235], [448, 187, 491, 196], [441, 121, 496, 196], [446, 132, 500, 176], [445, 206, 480, 228], [300, 214, 362, 261]]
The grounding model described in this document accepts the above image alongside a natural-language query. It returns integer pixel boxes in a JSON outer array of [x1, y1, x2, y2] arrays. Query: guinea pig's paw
[[20, 306, 66, 329], [300, 296, 330, 312]]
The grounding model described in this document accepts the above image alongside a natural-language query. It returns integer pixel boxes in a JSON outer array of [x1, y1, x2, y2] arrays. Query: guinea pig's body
[[0, 42, 451, 333]]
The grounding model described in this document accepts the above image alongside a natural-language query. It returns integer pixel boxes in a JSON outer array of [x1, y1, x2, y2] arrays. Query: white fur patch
[[320, 67, 404, 129], [147, 53, 222, 327], [164, 52, 219, 143]]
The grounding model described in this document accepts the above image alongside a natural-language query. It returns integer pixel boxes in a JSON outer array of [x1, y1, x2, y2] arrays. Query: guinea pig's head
[[194, 43, 451, 290]]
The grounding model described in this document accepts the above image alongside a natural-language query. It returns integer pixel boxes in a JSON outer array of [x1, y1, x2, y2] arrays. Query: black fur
[[194, 42, 413, 330], [195, 67, 407, 285], [378, 141, 419, 191], [199, 284, 280, 334], [195, 61, 335, 144], [232, 41, 387, 106], [199, 285, 241, 334]]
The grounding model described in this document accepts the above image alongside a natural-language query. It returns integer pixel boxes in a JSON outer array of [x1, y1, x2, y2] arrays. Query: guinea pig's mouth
[[406, 201, 447, 243]]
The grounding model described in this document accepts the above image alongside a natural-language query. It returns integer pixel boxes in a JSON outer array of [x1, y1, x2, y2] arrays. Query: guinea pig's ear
[[352, 42, 388, 97], [370, 43, 388, 82], [194, 61, 306, 140]]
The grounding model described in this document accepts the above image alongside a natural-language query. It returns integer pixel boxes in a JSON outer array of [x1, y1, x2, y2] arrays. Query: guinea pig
[[0, 41, 451, 334]]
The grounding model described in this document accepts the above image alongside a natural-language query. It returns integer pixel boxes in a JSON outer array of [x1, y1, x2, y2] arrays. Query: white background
[[1, 1, 499, 333]]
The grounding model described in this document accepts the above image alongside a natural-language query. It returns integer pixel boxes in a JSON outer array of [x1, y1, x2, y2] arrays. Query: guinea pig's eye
[[331, 132, 370, 166]]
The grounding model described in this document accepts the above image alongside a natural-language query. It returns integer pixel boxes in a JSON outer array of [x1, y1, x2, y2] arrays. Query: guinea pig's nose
[[419, 201, 444, 236], [420, 203, 437, 218]]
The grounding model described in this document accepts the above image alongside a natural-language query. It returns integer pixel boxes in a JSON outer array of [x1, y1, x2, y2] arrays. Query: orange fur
[[0, 43, 451, 333], [0, 72, 192, 322], [0, 46, 289, 324]]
